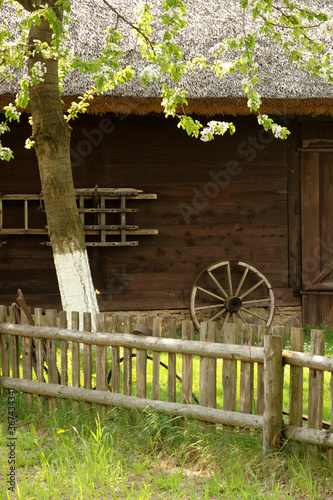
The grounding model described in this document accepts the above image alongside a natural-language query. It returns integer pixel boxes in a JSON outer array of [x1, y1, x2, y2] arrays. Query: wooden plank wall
[[0, 113, 300, 311], [301, 120, 333, 326]]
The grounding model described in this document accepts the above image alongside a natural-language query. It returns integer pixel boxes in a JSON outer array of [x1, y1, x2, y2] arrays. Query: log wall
[[0, 113, 300, 311]]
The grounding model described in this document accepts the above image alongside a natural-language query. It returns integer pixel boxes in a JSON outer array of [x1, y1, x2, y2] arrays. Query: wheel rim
[[189, 260, 275, 338]]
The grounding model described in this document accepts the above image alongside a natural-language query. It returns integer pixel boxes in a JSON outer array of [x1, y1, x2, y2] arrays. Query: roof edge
[[1, 94, 333, 117]]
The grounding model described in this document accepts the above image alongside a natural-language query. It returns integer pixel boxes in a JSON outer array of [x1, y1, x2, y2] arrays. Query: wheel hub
[[225, 296, 242, 313]]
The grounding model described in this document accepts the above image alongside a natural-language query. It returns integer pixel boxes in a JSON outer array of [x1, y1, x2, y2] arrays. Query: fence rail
[[0, 306, 333, 458]]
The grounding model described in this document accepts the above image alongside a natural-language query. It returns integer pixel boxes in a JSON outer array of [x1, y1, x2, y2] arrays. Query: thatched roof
[[2, 0, 333, 115]]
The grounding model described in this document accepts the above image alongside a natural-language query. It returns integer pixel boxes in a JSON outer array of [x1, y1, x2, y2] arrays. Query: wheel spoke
[[242, 298, 271, 305], [191, 260, 275, 335], [237, 310, 247, 323], [197, 286, 225, 302], [235, 267, 249, 296], [227, 262, 233, 295], [218, 311, 230, 340], [239, 279, 265, 299], [207, 271, 229, 299], [240, 307, 268, 322], [195, 303, 225, 311], [210, 307, 227, 322]]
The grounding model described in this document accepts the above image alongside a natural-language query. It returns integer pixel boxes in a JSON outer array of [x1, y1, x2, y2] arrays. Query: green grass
[[0, 393, 333, 500], [1, 326, 333, 498]]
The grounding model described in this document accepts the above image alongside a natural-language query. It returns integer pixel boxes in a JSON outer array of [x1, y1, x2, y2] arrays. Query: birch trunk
[[27, 7, 99, 329]]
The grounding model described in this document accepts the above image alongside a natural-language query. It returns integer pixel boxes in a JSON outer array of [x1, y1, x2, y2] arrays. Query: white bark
[[53, 244, 99, 331]]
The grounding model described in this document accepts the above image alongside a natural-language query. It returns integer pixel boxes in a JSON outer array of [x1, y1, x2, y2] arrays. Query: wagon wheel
[[190, 260, 275, 338]]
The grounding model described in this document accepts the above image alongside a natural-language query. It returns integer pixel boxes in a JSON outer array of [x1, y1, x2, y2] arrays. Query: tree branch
[[98, 0, 155, 51], [14, 0, 38, 12]]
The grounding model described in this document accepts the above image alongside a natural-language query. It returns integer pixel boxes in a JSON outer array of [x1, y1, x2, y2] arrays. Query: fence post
[[21, 307, 33, 406], [181, 320, 193, 404], [71, 311, 81, 414], [167, 318, 177, 402], [263, 334, 283, 455], [34, 308, 44, 407], [0, 306, 9, 379], [200, 321, 217, 432], [111, 314, 120, 393], [308, 328, 325, 457], [257, 325, 268, 415], [289, 328, 304, 427], [96, 312, 107, 417], [0, 306, 9, 397], [83, 312, 92, 391], [59, 311, 68, 410], [240, 323, 255, 414], [223, 323, 237, 412], [152, 318, 162, 400], [136, 316, 147, 399], [45, 309, 58, 412], [123, 315, 133, 397]]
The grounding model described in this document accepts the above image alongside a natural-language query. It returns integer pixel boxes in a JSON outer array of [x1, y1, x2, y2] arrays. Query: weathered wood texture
[[289, 328, 303, 428], [239, 324, 255, 414], [301, 121, 333, 326], [45, 309, 58, 411], [152, 318, 162, 400], [110, 314, 120, 393], [167, 318, 177, 402], [135, 316, 147, 399], [199, 321, 216, 408], [96, 313, 108, 416], [181, 321, 193, 404], [0, 114, 298, 311], [222, 323, 238, 412], [263, 335, 283, 455]]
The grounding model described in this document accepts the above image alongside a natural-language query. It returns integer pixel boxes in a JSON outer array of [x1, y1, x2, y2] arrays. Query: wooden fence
[[0, 305, 333, 457]]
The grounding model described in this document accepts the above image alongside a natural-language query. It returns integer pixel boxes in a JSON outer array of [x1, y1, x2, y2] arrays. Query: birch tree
[[1, 0, 332, 326]]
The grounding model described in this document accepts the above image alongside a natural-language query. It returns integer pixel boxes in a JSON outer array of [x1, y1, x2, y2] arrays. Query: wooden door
[[301, 140, 333, 326]]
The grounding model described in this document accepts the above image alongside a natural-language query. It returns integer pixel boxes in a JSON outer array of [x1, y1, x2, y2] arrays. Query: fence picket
[[289, 328, 304, 427], [256, 325, 268, 415], [83, 313, 92, 391], [59, 311, 68, 387], [34, 308, 44, 406], [0, 306, 9, 385], [71, 312, 81, 396], [181, 320, 193, 404], [96, 313, 107, 416], [167, 318, 177, 403], [10, 332, 19, 380], [136, 316, 147, 399], [9, 307, 19, 384], [59, 311, 68, 411], [222, 323, 237, 412], [263, 334, 283, 455], [200, 321, 216, 408], [21, 308, 32, 405], [240, 324, 255, 414], [123, 316, 133, 396], [111, 314, 120, 393], [308, 329, 325, 457], [152, 318, 162, 400], [45, 309, 58, 411]]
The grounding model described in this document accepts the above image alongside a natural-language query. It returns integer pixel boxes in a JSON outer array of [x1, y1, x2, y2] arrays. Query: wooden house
[[1, 1, 333, 327]]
